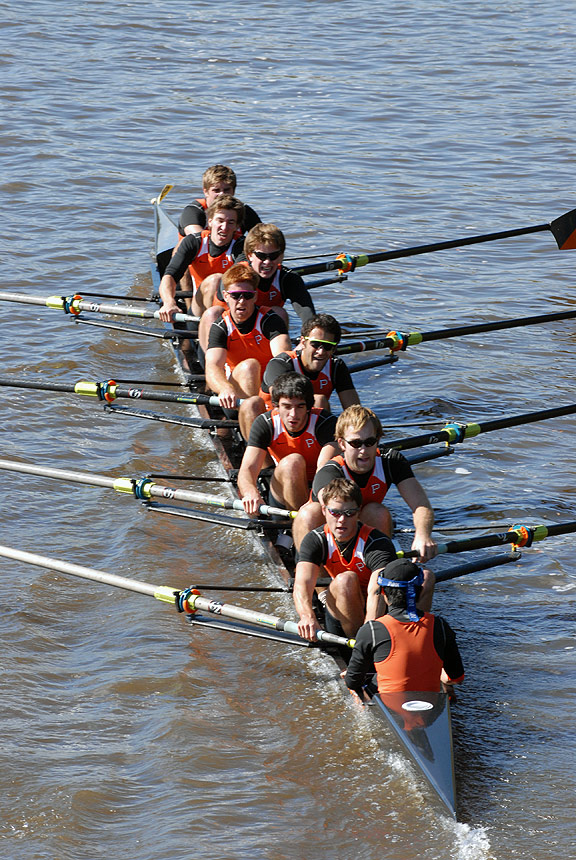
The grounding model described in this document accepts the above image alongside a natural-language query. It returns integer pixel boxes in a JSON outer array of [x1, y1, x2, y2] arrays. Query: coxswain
[[204, 264, 292, 412], [293, 478, 398, 642], [238, 313, 361, 440], [198, 223, 316, 354], [178, 164, 261, 237], [344, 558, 464, 702], [158, 195, 245, 321], [237, 373, 337, 514], [292, 405, 436, 561]]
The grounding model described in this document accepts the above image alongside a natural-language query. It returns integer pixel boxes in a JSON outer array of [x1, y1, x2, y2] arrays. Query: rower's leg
[[360, 502, 393, 536], [238, 395, 266, 441], [230, 358, 262, 399], [270, 454, 309, 511], [292, 500, 324, 550], [195, 273, 221, 316], [325, 570, 365, 638]]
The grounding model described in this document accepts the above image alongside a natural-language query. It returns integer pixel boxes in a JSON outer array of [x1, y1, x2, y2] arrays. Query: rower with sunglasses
[[198, 224, 316, 354], [205, 264, 292, 412], [294, 477, 398, 643], [292, 406, 437, 563], [238, 313, 361, 442]]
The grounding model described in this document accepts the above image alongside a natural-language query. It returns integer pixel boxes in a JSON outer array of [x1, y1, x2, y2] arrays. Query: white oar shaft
[[0, 459, 294, 519], [0, 291, 198, 323], [0, 544, 161, 598]]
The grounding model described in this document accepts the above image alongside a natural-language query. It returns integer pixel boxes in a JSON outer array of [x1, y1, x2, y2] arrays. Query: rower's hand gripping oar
[[291, 206, 576, 276], [398, 520, 576, 558]]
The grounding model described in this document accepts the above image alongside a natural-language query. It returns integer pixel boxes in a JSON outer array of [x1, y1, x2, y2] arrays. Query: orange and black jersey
[[178, 199, 261, 237], [214, 266, 315, 324], [311, 449, 414, 502], [164, 232, 245, 283], [261, 349, 354, 401], [344, 610, 464, 699], [298, 524, 395, 580], [207, 307, 288, 353], [247, 408, 337, 480]]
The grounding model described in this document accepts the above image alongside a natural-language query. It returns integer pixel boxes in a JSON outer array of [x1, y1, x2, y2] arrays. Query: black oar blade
[[550, 208, 576, 250]]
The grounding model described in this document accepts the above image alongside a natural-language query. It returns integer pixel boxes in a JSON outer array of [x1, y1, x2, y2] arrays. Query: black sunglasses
[[326, 507, 360, 518], [304, 337, 338, 352], [226, 291, 256, 301], [343, 436, 379, 449], [252, 249, 283, 261]]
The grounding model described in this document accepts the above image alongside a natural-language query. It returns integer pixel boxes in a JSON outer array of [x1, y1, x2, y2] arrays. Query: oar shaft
[[292, 222, 552, 276], [337, 308, 576, 356], [0, 291, 198, 324], [0, 544, 351, 648], [0, 377, 229, 407], [384, 402, 576, 451], [399, 520, 576, 556], [185, 593, 353, 648], [0, 459, 293, 519], [0, 544, 160, 598]]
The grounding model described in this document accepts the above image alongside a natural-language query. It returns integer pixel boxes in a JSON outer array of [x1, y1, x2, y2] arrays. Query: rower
[[344, 558, 464, 700], [178, 164, 261, 238], [204, 264, 292, 412], [292, 405, 436, 561], [237, 372, 337, 514], [239, 313, 361, 440], [198, 223, 316, 354], [293, 478, 397, 642], [158, 195, 245, 321]]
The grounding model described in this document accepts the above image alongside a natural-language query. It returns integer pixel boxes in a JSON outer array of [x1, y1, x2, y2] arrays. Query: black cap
[[381, 558, 421, 583]]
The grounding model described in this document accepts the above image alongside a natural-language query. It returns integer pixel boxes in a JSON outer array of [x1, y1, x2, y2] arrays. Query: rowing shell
[[151, 191, 458, 819]]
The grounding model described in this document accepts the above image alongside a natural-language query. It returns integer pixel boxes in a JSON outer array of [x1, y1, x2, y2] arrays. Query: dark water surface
[[2, 2, 575, 858]]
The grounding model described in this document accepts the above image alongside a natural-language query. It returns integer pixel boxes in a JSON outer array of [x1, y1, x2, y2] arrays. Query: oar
[[0, 458, 296, 520], [398, 520, 576, 558], [73, 316, 201, 341], [0, 291, 199, 324], [0, 377, 241, 408], [0, 544, 353, 650], [335, 308, 576, 356], [105, 403, 239, 430], [382, 402, 576, 451], [291, 207, 576, 276]]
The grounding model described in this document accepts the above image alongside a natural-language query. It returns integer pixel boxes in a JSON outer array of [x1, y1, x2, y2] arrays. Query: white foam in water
[[451, 822, 494, 860]]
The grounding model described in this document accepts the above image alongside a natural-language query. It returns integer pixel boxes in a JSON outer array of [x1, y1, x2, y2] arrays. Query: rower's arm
[[270, 332, 293, 356], [205, 347, 238, 408], [316, 441, 339, 468], [365, 567, 385, 622], [397, 477, 436, 562], [237, 445, 267, 514], [293, 561, 321, 640], [158, 273, 180, 321], [338, 388, 361, 409]]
